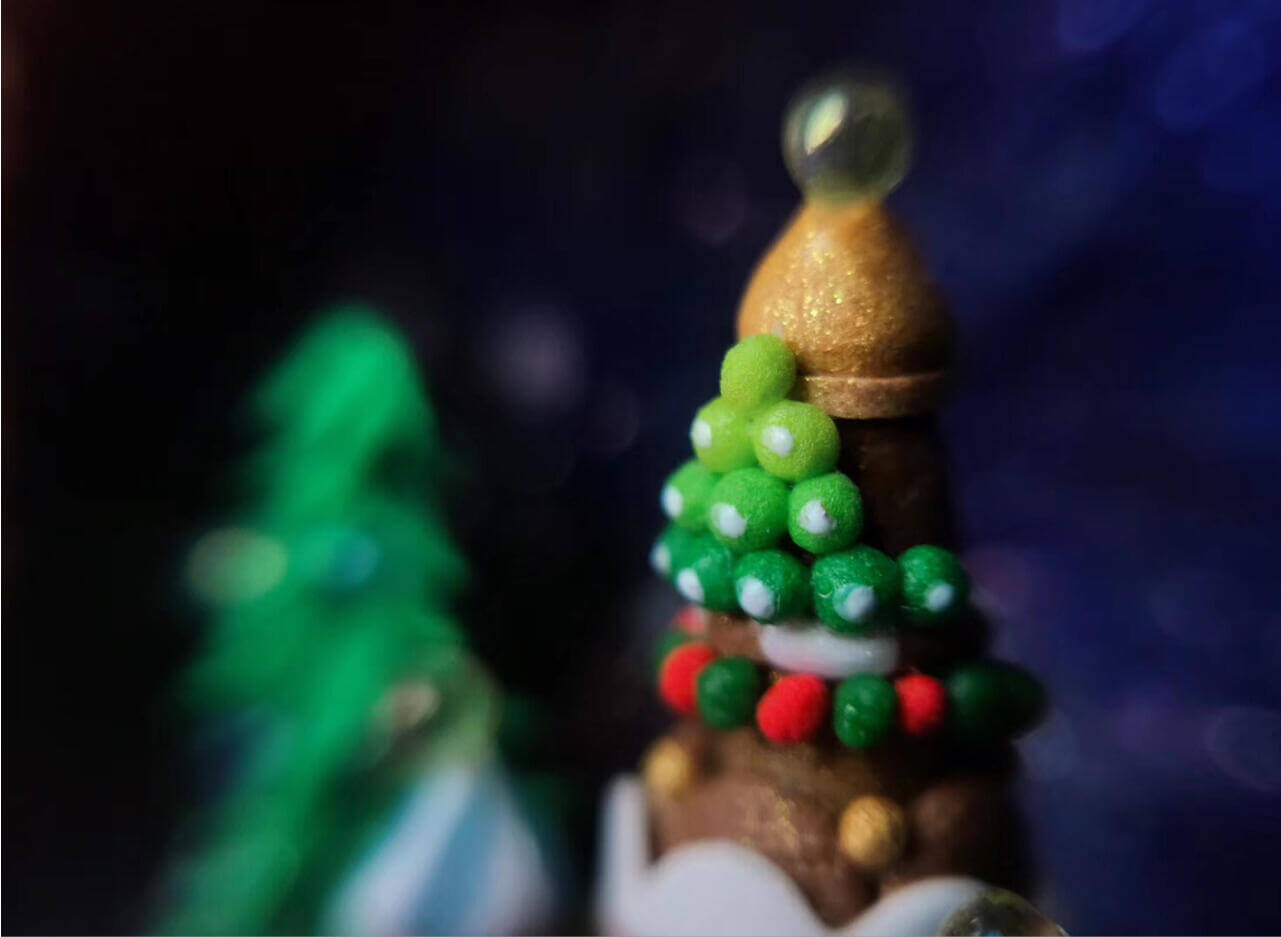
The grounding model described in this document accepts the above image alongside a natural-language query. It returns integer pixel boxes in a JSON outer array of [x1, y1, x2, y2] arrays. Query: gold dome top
[[736, 199, 953, 419]]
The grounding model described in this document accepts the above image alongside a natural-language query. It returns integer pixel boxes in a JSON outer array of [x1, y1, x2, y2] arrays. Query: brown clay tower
[[636, 75, 1048, 929]]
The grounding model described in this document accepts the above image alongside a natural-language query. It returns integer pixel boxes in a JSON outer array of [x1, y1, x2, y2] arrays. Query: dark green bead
[[697, 657, 763, 729], [650, 525, 701, 581], [832, 674, 897, 748], [673, 534, 738, 612], [811, 546, 901, 634], [653, 630, 689, 676], [899, 545, 969, 625], [947, 662, 1046, 741], [733, 549, 810, 623]]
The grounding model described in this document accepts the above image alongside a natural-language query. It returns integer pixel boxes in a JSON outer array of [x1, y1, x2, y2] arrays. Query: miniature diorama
[[597, 74, 1058, 937]]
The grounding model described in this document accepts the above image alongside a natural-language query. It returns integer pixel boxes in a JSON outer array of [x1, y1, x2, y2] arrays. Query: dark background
[[5, 1, 1281, 933]]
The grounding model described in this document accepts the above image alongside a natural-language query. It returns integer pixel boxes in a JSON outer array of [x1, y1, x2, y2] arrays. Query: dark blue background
[[6, 0, 1280, 932]]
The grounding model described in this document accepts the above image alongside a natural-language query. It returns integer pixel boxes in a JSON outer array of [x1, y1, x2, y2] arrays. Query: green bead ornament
[[947, 662, 1046, 741], [787, 472, 863, 554], [833, 674, 897, 748], [899, 545, 970, 624], [690, 397, 757, 473], [720, 334, 797, 410], [752, 400, 839, 481], [733, 550, 809, 623], [661, 461, 718, 531], [650, 525, 701, 580], [672, 534, 738, 611], [707, 468, 789, 553], [696, 657, 763, 729], [811, 546, 901, 633]]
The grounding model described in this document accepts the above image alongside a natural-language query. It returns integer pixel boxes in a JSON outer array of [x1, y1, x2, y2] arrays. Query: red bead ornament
[[756, 674, 830, 743], [894, 673, 947, 736], [674, 604, 709, 636], [659, 642, 718, 715]]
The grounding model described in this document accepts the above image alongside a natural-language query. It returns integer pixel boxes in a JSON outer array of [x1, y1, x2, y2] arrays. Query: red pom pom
[[674, 604, 708, 636], [756, 674, 830, 744], [894, 674, 947, 736], [659, 642, 718, 715]]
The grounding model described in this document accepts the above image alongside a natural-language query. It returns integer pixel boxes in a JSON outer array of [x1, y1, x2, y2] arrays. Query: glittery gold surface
[[837, 794, 908, 869], [737, 200, 952, 418]]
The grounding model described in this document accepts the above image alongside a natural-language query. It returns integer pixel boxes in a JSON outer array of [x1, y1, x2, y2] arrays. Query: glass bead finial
[[782, 72, 912, 204]]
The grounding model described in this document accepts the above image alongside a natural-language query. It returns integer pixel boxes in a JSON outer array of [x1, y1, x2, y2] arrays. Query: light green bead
[[720, 335, 796, 409], [811, 546, 900, 634], [733, 550, 809, 623], [752, 400, 839, 481], [690, 397, 757, 472], [707, 468, 788, 553], [672, 533, 738, 612], [898, 545, 969, 624], [661, 460, 718, 531], [787, 472, 863, 554]]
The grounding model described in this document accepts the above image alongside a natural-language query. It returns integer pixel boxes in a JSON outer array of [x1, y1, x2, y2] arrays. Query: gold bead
[[643, 739, 697, 798], [838, 794, 907, 870]]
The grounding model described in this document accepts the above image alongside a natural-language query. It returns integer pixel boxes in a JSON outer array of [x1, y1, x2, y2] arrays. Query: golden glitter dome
[[737, 74, 953, 419]]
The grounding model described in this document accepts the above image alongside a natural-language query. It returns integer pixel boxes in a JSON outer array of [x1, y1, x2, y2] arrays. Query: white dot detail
[[661, 484, 684, 519], [690, 418, 713, 449], [925, 582, 955, 612], [676, 569, 705, 604], [712, 502, 747, 539], [737, 577, 776, 620], [798, 499, 834, 535], [650, 543, 671, 575], [761, 425, 795, 457], [836, 584, 876, 622]]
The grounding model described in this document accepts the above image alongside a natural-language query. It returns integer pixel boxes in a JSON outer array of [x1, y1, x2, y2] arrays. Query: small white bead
[[690, 418, 713, 449], [798, 498, 834, 535], [676, 569, 705, 604], [661, 484, 684, 519], [650, 543, 672, 575], [737, 577, 776, 620], [713, 502, 748, 539], [837, 584, 876, 622], [925, 582, 955, 612], [761, 425, 795, 457]]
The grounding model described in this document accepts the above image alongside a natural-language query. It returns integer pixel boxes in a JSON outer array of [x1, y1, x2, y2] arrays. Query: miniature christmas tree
[[604, 75, 1050, 934], [161, 310, 496, 934]]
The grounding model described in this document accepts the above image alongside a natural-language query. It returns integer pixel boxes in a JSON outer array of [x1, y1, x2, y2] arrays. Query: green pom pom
[[690, 397, 757, 472], [752, 400, 839, 481], [720, 335, 796, 410], [672, 533, 738, 611], [833, 674, 897, 748], [787, 472, 863, 554], [650, 525, 701, 579], [947, 662, 1046, 741], [811, 546, 901, 634], [733, 550, 809, 623], [899, 545, 969, 624], [697, 657, 763, 728], [661, 461, 718, 531], [653, 630, 690, 676], [707, 468, 789, 552]]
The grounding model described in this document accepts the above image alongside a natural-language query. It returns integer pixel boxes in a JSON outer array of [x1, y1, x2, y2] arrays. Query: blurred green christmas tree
[[160, 309, 495, 935]]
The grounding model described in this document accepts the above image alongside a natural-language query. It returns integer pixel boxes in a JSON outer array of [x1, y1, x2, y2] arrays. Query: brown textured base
[[836, 416, 955, 556], [648, 722, 1030, 927]]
